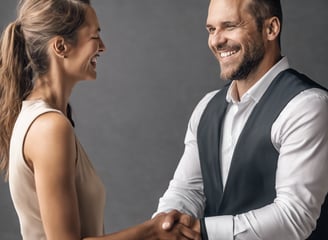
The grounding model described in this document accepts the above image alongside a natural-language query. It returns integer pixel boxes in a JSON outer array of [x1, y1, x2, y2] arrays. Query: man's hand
[[149, 212, 201, 240], [161, 210, 200, 234]]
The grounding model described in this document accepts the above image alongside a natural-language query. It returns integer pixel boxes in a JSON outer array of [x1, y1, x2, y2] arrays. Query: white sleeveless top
[[9, 100, 106, 239]]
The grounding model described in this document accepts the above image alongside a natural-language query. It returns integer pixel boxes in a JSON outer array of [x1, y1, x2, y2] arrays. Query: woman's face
[[64, 6, 106, 81]]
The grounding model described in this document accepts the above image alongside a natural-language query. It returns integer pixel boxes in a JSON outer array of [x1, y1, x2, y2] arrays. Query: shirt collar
[[226, 57, 290, 104]]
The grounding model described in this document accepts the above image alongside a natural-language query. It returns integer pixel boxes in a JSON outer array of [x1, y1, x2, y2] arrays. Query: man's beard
[[220, 39, 265, 81]]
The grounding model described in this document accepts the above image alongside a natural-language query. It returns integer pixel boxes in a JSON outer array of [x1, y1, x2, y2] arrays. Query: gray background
[[0, 0, 327, 239]]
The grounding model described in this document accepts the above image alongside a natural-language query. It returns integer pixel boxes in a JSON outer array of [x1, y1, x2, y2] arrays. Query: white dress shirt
[[155, 57, 328, 240]]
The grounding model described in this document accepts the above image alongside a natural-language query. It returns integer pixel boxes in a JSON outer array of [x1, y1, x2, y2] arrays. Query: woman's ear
[[52, 37, 69, 58], [265, 16, 281, 41]]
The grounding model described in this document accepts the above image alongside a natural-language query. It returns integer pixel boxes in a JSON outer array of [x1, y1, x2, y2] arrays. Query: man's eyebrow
[[221, 21, 236, 27], [205, 21, 239, 28]]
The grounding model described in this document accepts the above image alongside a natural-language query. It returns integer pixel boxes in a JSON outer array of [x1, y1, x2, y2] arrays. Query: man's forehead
[[207, 0, 252, 22], [209, 0, 251, 11]]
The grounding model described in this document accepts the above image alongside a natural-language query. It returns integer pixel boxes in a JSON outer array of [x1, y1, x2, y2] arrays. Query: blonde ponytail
[[0, 20, 32, 179]]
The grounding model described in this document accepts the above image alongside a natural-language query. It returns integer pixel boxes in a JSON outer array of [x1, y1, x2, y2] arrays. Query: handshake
[[149, 210, 201, 240]]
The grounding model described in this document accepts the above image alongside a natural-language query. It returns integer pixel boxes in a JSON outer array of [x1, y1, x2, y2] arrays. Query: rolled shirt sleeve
[[156, 87, 328, 240]]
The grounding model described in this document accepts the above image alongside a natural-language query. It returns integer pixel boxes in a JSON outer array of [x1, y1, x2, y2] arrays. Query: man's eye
[[226, 24, 236, 30], [207, 27, 215, 33]]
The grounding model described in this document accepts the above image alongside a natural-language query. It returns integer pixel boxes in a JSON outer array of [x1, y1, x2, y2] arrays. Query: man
[[154, 0, 328, 239]]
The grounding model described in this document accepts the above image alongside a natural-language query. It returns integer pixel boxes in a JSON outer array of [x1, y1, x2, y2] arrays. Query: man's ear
[[52, 37, 69, 58], [264, 16, 281, 41]]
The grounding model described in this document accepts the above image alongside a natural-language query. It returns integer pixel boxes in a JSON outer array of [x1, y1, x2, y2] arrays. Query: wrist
[[139, 219, 156, 239], [139, 217, 163, 240]]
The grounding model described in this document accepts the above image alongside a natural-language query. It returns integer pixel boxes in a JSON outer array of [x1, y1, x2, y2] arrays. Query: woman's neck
[[27, 74, 74, 114]]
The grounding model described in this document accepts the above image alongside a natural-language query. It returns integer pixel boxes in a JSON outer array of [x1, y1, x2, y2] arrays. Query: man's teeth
[[220, 50, 237, 58]]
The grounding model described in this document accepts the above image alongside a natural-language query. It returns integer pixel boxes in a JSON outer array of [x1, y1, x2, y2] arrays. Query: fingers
[[174, 223, 201, 240], [179, 214, 192, 227], [157, 210, 201, 239], [152, 213, 201, 240], [161, 210, 198, 231], [192, 219, 201, 233], [179, 215, 200, 233], [161, 210, 182, 230]]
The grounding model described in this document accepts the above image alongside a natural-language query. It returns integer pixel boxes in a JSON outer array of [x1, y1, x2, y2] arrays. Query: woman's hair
[[0, 0, 91, 179]]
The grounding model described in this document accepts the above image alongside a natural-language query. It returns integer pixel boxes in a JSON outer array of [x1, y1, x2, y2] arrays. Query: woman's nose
[[98, 37, 106, 52]]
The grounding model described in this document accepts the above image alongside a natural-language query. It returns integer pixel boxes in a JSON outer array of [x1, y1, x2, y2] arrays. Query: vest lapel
[[197, 84, 230, 214]]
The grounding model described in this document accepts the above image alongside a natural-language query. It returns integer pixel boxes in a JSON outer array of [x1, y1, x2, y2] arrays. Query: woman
[[0, 0, 200, 239]]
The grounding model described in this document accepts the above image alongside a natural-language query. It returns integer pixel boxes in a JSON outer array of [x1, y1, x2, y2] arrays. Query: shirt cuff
[[204, 215, 234, 240]]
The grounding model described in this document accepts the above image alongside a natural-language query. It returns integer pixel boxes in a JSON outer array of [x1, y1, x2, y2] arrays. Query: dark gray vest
[[197, 69, 328, 239]]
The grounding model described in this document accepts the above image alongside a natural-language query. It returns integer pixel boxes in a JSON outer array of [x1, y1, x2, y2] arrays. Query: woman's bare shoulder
[[24, 111, 76, 169]]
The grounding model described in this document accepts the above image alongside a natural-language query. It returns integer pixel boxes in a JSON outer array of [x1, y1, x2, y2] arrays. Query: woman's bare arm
[[24, 112, 200, 240]]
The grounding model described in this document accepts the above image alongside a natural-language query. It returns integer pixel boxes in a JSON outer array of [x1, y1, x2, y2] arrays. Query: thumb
[[161, 210, 181, 230]]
